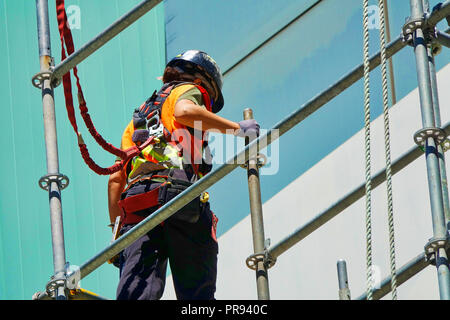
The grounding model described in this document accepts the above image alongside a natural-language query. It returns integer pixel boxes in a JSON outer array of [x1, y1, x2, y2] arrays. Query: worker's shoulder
[[172, 83, 201, 96], [173, 84, 204, 106]]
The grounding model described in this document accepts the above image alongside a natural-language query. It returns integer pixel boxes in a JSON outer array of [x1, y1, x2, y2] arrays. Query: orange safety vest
[[121, 82, 213, 181]]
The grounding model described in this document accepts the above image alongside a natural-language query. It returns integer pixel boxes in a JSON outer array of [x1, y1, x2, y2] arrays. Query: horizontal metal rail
[[65, 4, 450, 286], [436, 30, 450, 48], [268, 121, 450, 260], [51, 0, 162, 85], [426, 0, 450, 27], [356, 252, 430, 300]]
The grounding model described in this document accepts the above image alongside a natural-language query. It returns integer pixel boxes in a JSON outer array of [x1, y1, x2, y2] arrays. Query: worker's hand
[[235, 119, 260, 138]]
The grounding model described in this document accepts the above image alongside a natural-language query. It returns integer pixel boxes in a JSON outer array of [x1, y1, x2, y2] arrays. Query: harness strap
[[130, 82, 213, 179], [118, 186, 161, 217]]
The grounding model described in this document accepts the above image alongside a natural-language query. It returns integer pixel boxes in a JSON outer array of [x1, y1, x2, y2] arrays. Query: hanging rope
[[378, 0, 398, 300], [362, 0, 374, 300], [362, 0, 398, 300], [55, 0, 153, 175]]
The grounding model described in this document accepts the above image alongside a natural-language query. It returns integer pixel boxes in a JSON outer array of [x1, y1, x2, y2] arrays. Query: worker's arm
[[174, 99, 240, 134], [108, 164, 127, 226]]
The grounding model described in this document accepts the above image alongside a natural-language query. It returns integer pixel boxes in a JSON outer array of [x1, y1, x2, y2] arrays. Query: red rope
[[55, 0, 149, 175]]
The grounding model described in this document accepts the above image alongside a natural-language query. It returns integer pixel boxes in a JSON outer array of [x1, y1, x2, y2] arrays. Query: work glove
[[235, 119, 260, 138], [132, 129, 150, 143]]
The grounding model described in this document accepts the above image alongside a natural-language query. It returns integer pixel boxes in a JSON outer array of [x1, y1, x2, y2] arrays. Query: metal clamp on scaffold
[[402, 15, 444, 55], [41, 263, 81, 299], [31, 71, 53, 89], [31, 58, 61, 89], [246, 250, 276, 271], [246, 239, 276, 270], [442, 139, 450, 152], [45, 276, 67, 298], [424, 236, 450, 266], [38, 173, 70, 191], [402, 16, 425, 44], [413, 126, 447, 148], [402, 15, 440, 45], [240, 153, 267, 170], [428, 27, 444, 55]]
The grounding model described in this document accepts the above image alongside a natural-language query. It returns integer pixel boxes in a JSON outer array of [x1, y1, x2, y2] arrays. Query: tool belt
[[118, 169, 206, 227]]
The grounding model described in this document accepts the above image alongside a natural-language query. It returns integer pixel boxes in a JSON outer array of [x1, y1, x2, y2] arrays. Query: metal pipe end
[[243, 108, 254, 120]]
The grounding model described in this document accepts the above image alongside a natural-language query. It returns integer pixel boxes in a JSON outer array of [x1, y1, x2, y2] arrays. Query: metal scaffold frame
[[31, 0, 450, 300]]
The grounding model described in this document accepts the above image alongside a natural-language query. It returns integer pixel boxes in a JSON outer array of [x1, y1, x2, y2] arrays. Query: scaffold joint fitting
[[39, 173, 70, 191], [424, 236, 450, 266], [246, 248, 276, 271], [240, 153, 267, 170], [402, 15, 438, 48], [413, 127, 447, 147], [45, 276, 67, 298]]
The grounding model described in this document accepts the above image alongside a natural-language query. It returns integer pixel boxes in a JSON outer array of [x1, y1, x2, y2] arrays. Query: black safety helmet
[[166, 50, 224, 113]]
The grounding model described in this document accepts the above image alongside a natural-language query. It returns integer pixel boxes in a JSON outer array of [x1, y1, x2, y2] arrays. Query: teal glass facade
[[0, 0, 448, 299], [0, 0, 165, 299]]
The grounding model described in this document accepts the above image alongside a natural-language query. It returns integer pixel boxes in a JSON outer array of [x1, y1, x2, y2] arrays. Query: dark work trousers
[[116, 181, 219, 300]]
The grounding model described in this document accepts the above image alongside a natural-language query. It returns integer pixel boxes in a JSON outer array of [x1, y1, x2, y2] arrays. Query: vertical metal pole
[[410, 0, 450, 300], [429, 49, 450, 230], [422, 0, 450, 231], [35, 0, 67, 300], [382, 0, 397, 105], [244, 108, 270, 300], [337, 260, 351, 300]]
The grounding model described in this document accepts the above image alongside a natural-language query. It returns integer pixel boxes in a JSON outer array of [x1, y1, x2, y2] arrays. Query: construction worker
[[107, 50, 260, 300]]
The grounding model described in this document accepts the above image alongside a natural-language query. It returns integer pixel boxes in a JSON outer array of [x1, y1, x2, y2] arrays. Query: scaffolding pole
[[424, 15, 450, 232], [410, 0, 450, 300], [35, 0, 67, 300], [243, 109, 270, 300], [337, 260, 351, 300]]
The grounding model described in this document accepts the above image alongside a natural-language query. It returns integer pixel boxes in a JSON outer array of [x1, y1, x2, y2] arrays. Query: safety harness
[[126, 81, 213, 178], [118, 82, 214, 226]]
